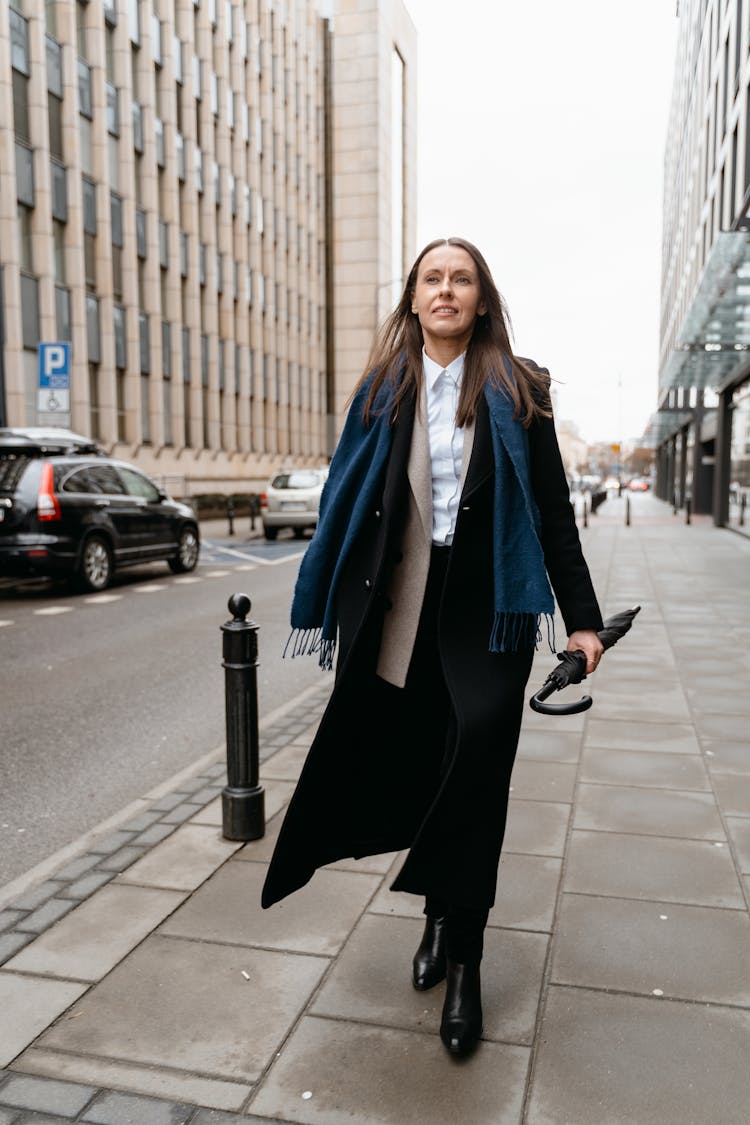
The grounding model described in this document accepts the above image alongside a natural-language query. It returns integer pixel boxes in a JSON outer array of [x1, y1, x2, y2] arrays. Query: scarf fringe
[[489, 611, 556, 654], [283, 627, 336, 671]]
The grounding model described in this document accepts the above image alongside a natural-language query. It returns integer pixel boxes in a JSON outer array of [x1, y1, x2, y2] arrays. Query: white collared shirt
[[423, 347, 465, 545]]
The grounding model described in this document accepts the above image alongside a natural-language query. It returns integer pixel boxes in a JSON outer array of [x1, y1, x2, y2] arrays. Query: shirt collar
[[422, 347, 465, 392]]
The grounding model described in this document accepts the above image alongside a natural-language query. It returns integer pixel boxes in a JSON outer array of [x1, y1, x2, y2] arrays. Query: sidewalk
[[1, 493, 750, 1124]]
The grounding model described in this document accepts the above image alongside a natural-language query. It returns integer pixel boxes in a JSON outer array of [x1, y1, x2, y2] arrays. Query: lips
[[432, 305, 458, 315]]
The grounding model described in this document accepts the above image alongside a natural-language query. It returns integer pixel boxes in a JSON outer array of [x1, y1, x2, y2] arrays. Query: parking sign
[[38, 342, 71, 413]]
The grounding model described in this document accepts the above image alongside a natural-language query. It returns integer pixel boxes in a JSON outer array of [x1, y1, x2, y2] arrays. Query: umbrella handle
[[529, 690, 593, 716]]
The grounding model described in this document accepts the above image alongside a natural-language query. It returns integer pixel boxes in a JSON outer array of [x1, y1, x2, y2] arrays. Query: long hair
[[358, 237, 552, 428]]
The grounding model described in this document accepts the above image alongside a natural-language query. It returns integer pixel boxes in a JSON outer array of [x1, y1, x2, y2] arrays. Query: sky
[[402, 0, 680, 444]]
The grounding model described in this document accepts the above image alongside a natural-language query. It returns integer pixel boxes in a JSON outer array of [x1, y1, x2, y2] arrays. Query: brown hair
[[358, 237, 552, 428]]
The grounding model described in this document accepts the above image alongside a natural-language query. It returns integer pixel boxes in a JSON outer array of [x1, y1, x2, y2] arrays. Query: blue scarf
[[286, 372, 555, 669]]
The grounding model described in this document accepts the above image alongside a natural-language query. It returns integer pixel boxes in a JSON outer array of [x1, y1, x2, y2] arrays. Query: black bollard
[[248, 494, 259, 532], [227, 499, 235, 536], [625, 495, 631, 526], [685, 497, 691, 525], [740, 494, 746, 527], [582, 497, 588, 528], [221, 593, 265, 841]]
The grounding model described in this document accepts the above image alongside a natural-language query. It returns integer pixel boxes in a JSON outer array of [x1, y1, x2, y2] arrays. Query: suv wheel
[[264, 526, 278, 540], [78, 535, 113, 592], [168, 526, 199, 573]]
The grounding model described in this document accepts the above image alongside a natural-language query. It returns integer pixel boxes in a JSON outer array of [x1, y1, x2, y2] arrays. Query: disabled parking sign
[[38, 342, 71, 413]]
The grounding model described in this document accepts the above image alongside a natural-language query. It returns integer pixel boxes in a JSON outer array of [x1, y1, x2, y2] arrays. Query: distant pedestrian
[[262, 237, 604, 1056]]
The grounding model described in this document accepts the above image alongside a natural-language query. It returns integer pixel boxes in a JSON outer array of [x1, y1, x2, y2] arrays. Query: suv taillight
[[37, 461, 61, 521], [260, 492, 267, 510]]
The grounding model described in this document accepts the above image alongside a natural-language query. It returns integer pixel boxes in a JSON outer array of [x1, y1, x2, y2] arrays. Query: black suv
[[0, 428, 200, 591]]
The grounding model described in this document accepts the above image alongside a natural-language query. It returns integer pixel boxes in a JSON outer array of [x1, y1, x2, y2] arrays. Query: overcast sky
[[402, 0, 680, 444]]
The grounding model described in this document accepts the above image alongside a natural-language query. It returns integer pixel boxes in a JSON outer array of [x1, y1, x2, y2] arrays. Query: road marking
[[33, 606, 74, 616], [173, 576, 203, 584], [204, 569, 231, 577], [237, 551, 304, 566], [134, 584, 168, 593], [84, 594, 123, 604], [234, 564, 256, 572]]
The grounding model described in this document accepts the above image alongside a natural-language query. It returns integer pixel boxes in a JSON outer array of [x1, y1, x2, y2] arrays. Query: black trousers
[[384, 544, 490, 964]]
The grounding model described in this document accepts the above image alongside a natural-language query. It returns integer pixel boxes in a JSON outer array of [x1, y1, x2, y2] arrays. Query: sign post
[[38, 343, 71, 420]]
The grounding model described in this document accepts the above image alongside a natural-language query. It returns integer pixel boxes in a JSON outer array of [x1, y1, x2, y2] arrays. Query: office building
[[0, 0, 416, 495], [653, 0, 750, 535]]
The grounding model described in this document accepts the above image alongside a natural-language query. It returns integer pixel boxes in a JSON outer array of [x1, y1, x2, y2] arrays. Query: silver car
[[261, 467, 328, 540]]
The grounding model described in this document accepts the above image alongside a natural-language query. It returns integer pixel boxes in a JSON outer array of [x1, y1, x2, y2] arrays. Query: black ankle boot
[[412, 915, 448, 990], [440, 960, 482, 1055]]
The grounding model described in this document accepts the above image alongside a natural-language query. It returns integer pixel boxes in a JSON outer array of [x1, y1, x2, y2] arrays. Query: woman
[[262, 237, 604, 1056]]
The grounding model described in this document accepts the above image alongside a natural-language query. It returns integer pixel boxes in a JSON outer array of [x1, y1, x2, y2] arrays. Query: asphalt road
[[0, 533, 325, 888]]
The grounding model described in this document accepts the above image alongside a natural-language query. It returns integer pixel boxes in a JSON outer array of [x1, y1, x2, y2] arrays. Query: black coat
[[261, 380, 602, 910]]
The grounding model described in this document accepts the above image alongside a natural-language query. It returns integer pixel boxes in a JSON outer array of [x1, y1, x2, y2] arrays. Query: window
[[84, 464, 127, 495], [10, 9, 30, 75], [15, 142, 34, 206], [106, 83, 120, 135], [155, 117, 165, 166], [139, 312, 150, 373], [46, 36, 62, 97], [133, 101, 144, 152], [51, 161, 67, 221], [120, 466, 160, 501], [162, 320, 171, 377], [111, 192, 123, 246], [20, 273, 39, 349], [55, 284, 71, 341], [136, 207, 147, 257], [48, 94, 63, 159], [12, 69, 30, 142], [159, 220, 168, 268], [87, 295, 101, 362], [114, 303, 127, 368], [78, 60, 93, 119], [17, 204, 33, 271], [53, 220, 65, 282]]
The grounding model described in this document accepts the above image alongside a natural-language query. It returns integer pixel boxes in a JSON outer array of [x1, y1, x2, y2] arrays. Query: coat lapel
[[460, 394, 494, 502], [407, 379, 433, 547]]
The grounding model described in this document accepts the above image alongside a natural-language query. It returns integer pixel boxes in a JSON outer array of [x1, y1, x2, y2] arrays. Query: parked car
[[627, 477, 650, 492], [0, 427, 199, 591], [261, 467, 328, 540]]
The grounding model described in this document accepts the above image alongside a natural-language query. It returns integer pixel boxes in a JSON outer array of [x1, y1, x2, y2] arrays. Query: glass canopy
[[659, 231, 750, 394], [642, 410, 694, 446]]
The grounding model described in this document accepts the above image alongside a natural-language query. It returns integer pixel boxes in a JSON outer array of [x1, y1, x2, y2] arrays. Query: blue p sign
[[38, 342, 71, 414]]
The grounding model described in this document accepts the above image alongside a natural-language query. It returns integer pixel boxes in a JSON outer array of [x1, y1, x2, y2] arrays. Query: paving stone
[[508, 761, 577, 802], [250, 1015, 530, 1125], [551, 893, 750, 1005], [117, 824, 241, 891], [0, 932, 34, 964], [726, 816, 750, 872], [0, 1073, 95, 1116], [0, 973, 87, 1068], [80, 1089, 193, 1124], [589, 686, 691, 723], [129, 823, 176, 847], [564, 829, 745, 907], [0, 1109, 19, 1124], [87, 832, 137, 856], [260, 743, 308, 781], [148, 792, 187, 813], [312, 913, 547, 1046], [515, 729, 582, 763], [694, 712, 750, 743], [526, 986, 750, 1125], [15, 899, 77, 935], [5, 885, 185, 982], [159, 804, 205, 826], [161, 861, 381, 956], [700, 741, 750, 773], [325, 850, 397, 875], [184, 785, 222, 806], [119, 811, 163, 832], [38, 935, 326, 1085], [579, 747, 709, 790], [59, 872, 114, 901], [584, 717, 700, 754], [191, 1112, 293, 1125], [10, 1115, 70, 1124], [0, 912, 24, 935], [709, 772, 750, 817], [52, 855, 102, 882], [229, 811, 284, 864], [503, 800, 570, 857], [173, 775, 210, 795], [685, 689, 750, 716], [96, 847, 147, 873], [11, 1051, 248, 1114], [489, 852, 562, 932], [573, 783, 724, 840], [10, 884, 66, 913]]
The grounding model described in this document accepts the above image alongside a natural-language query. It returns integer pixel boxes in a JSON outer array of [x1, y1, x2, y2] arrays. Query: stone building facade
[[0, 0, 416, 496]]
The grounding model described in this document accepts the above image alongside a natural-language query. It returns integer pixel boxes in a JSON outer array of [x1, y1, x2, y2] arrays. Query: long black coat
[[261, 379, 602, 910]]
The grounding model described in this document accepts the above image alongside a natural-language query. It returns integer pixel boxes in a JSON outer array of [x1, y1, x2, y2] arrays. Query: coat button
[[364, 579, 371, 588], [375, 509, 382, 519], [462, 504, 471, 511]]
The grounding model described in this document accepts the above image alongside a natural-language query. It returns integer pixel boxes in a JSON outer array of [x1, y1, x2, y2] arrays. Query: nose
[[438, 273, 453, 296]]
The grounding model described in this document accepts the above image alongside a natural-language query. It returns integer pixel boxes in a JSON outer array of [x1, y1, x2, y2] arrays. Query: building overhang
[[642, 409, 694, 447], [659, 231, 750, 396]]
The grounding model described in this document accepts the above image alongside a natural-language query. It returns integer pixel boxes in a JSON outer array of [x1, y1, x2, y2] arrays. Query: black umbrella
[[529, 606, 641, 716]]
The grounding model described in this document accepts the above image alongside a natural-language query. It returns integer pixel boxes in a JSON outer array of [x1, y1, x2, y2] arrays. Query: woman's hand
[[566, 630, 604, 675]]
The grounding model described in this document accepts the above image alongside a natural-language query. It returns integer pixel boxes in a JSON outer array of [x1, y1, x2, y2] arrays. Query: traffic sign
[[38, 342, 71, 413]]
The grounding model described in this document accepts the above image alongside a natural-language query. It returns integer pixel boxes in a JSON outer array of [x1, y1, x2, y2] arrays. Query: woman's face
[[411, 246, 487, 356]]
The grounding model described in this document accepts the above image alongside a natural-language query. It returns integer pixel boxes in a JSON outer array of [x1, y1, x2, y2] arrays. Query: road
[[0, 534, 325, 888]]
